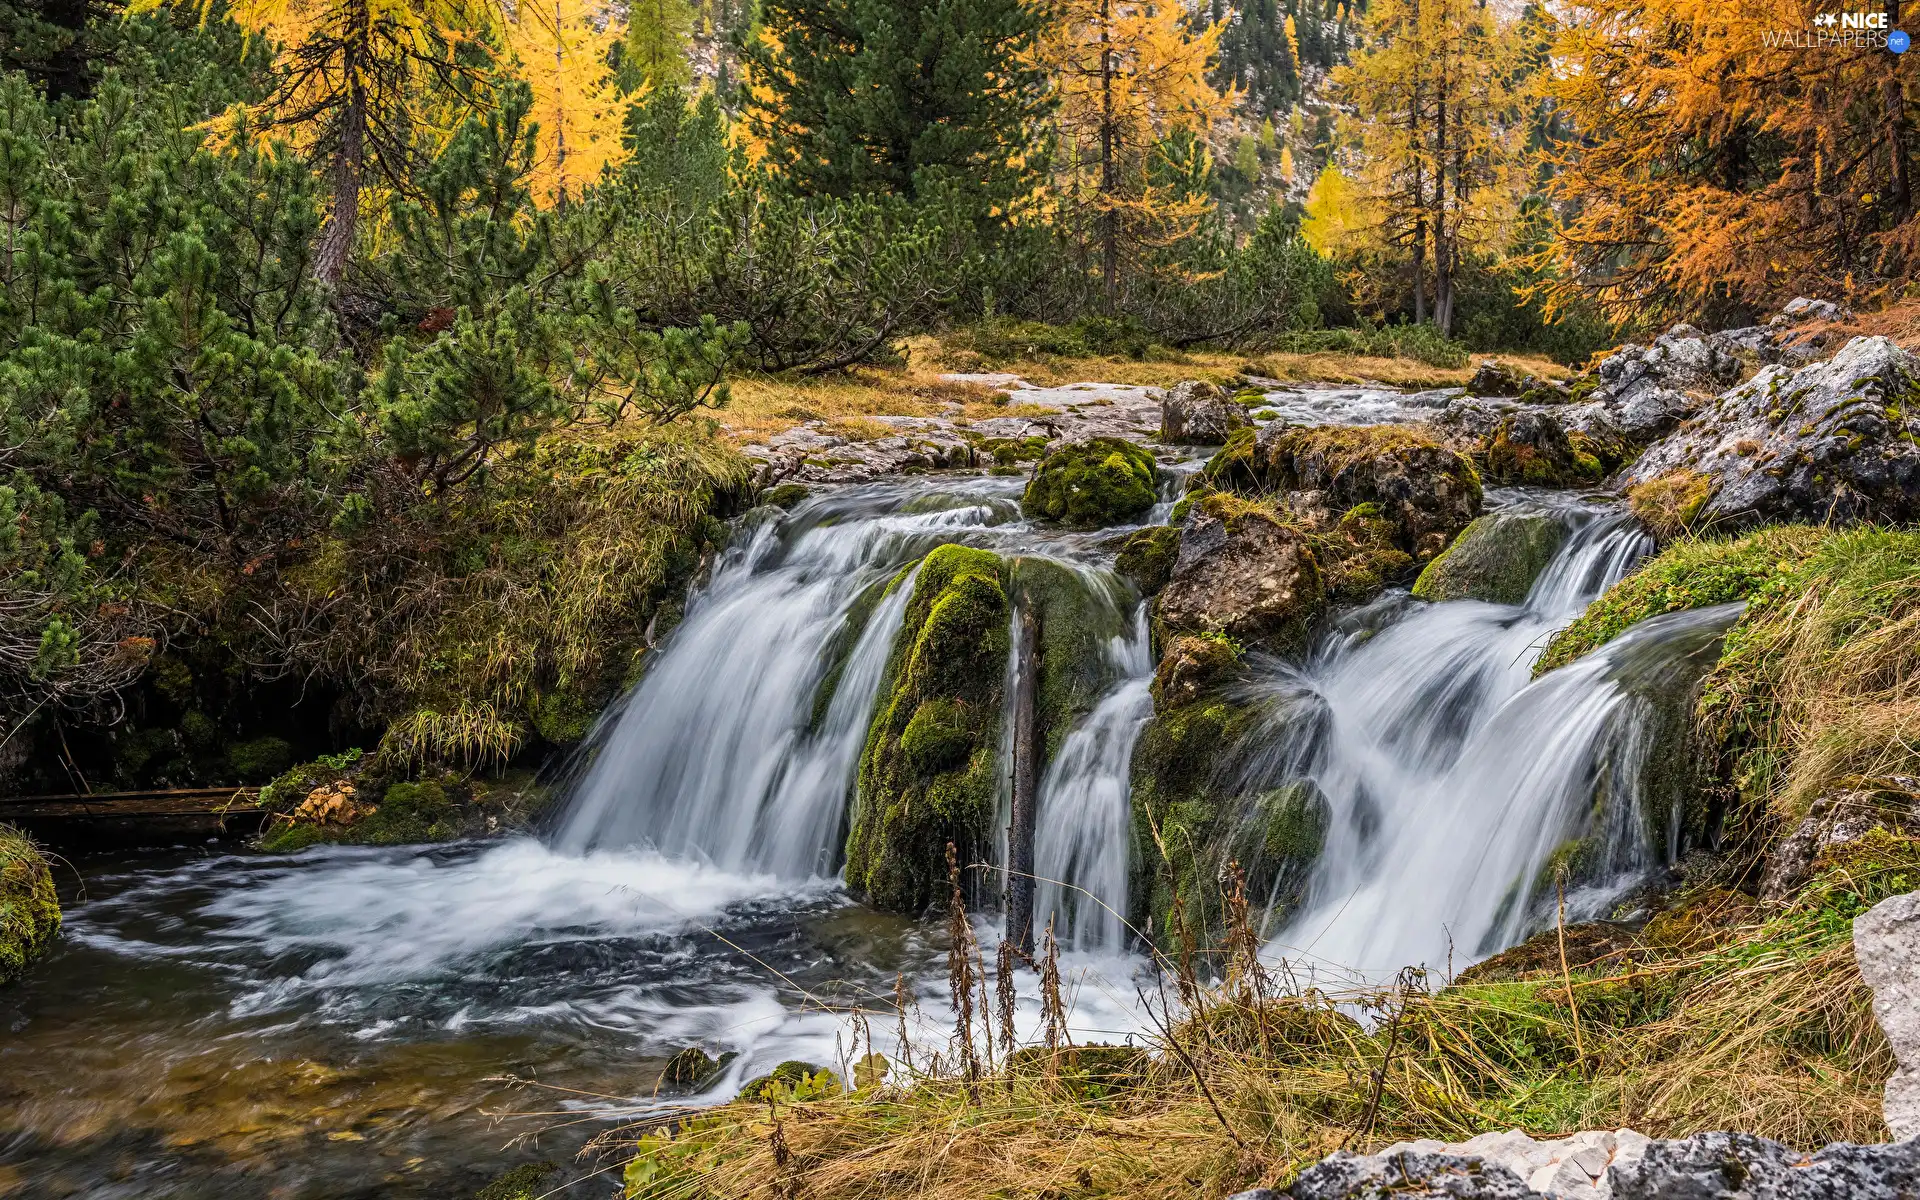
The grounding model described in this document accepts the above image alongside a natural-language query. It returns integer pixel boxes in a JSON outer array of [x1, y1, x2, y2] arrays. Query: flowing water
[[3, 415, 1744, 1196]]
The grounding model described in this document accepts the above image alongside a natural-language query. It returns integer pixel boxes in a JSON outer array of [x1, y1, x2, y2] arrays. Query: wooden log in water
[[0, 788, 267, 847]]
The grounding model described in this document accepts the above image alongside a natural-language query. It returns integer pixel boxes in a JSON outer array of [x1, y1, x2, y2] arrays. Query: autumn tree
[[504, 0, 624, 204], [743, 0, 1052, 221], [1040, 0, 1232, 308], [1321, 0, 1528, 333], [1539, 0, 1919, 318]]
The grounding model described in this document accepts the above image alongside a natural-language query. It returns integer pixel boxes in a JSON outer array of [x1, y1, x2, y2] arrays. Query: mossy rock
[[1014, 557, 1135, 761], [847, 546, 1011, 913], [1481, 412, 1604, 488], [1628, 469, 1715, 542], [1022, 437, 1158, 529], [226, 736, 294, 781], [660, 1046, 739, 1092], [1412, 513, 1570, 605], [737, 1060, 840, 1103], [1114, 525, 1181, 595], [475, 1161, 558, 1200], [1151, 634, 1243, 709], [0, 825, 60, 987], [760, 483, 810, 509]]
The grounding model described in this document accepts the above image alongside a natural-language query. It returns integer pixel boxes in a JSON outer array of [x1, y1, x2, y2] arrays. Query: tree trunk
[[1099, 0, 1118, 313], [313, 76, 366, 286], [1005, 605, 1040, 960], [1433, 55, 1453, 337]]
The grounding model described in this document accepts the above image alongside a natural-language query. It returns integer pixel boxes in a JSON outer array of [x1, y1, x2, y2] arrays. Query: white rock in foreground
[[1856, 890, 1920, 1140]]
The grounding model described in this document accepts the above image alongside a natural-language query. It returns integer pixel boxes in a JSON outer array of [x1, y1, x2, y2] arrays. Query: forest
[[3, 0, 1920, 1196]]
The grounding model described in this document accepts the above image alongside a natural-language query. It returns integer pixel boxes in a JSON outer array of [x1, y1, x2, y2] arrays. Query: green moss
[[476, 1162, 559, 1200], [979, 435, 1051, 465], [847, 546, 1012, 913], [528, 687, 600, 746], [358, 781, 457, 845], [1412, 513, 1570, 605], [226, 735, 294, 781], [1023, 437, 1158, 528], [760, 483, 810, 509], [1536, 526, 1824, 675], [1628, 469, 1715, 542], [1015, 558, 1133, 761], [1114, 525, 1181, 595], [0, 825, 60, 987]]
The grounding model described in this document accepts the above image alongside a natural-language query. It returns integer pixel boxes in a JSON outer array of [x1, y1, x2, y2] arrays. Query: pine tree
[[132, 0, 502, 283], [623, 0, 693, 90], [744, 0, 1052, 220], [1330, 0, 1527, 333]]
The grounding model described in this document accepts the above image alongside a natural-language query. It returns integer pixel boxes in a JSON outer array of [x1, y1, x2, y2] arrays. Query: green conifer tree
[[744, 0, 1051, 222]]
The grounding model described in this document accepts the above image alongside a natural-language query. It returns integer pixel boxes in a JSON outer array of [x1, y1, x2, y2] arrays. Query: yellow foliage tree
[[1038, 0, 1233, 307], [1331, 0, 1527, 332], [504, 0, 626, 204], [1539, 0, 1920, 317]]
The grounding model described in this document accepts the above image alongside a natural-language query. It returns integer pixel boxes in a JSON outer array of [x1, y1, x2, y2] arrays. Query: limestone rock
[[1856, 890, 1920, 1139], [1760, 781, 1918, 901], [1161, 379, 1251, 445], [1412, 513, 1570, 606], [1286, 1129, 1920, 1199], [1623, 336, 1920, 531], [1481, 411, 1604, 488], [1157, 495, 1325, 653]]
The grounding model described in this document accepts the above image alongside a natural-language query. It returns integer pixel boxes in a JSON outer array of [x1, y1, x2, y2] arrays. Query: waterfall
[[1033, 605, 1155, 952], [1246, 500, 1719, 979], [554, 483, 1018, 875]]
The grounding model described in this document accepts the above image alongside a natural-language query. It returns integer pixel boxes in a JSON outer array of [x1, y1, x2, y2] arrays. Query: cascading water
[[554, 482, 1019, 874], [1033, 604, 1155, 952], [1241, 495, 1735, 980]]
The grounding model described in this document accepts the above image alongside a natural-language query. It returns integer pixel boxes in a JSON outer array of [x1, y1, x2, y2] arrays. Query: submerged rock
[[0, 825, 60, 986], [1287, 1129, 1920, 1199], [1622, 336, 1920, 531], [660, 1046, 738, 1093], [847, 546, 1011, 914], [1157, 494, 1325, 653], [1161, 379, 1250, 444], [1413, 513, 1569, 606], [1023, 437, 1160, 528]]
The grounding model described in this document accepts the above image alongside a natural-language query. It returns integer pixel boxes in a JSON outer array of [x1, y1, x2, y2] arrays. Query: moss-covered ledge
[[1, 825, 61, 986], [846, 545, 1013, 914]]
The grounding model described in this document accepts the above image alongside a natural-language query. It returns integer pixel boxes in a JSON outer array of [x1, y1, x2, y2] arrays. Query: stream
[[2, 387, 1737, 1198]]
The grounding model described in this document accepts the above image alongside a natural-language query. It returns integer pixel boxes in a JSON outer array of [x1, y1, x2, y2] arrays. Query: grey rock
[[1856, 891, 1920, 1139], [1760, 784, 1917, 900], [1780, 297, 1845, 322], [1228, 1191, 1283, 1200], [1162, 379, 1251, 444], [1158, 502, 1324, 653], [1623, 336, 1920, 530], [1412, 513, 1569, 605], [1284, 1130, 1920, 1199]]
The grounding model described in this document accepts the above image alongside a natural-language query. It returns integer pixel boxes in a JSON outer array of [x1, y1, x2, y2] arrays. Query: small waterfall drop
[[1248, 497, 1707, 978], [1033, 605, 1155, 952], [554, 483, 1018, 875]]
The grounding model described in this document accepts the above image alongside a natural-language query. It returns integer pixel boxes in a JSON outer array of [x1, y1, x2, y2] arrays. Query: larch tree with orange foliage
[[1540, 0, 1919, 319], [1039, 0, 1232, 308], [503, 0, 624, 205], [1327, 0, 1528, 334]]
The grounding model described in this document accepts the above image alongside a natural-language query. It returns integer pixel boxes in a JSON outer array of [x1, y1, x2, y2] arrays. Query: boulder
[[1761, 781, 1918, 900], [1, 826, 60, 986], [1481, 411, 1604, 487], [1622, 336, 1920, 531], [1023, 437, 1159, 528], [1468, 359, 1534, 398], [1160, 379, 1251, 444], [1287, 1130, 1920, 1199], [1156, 494, 1325, 653], [1412, 512, 1570, 606], [1855, 889, 1920, 1139], [1210, 424, 1482, 563], [1114, 525, 1181, 595], [1151, 633, 1242, 709], [846, 546, 1011, 914]]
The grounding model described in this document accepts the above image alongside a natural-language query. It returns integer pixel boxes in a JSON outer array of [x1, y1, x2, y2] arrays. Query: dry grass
[[711, 336, 1568, 446], [607, 855, 1897, 1200]]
